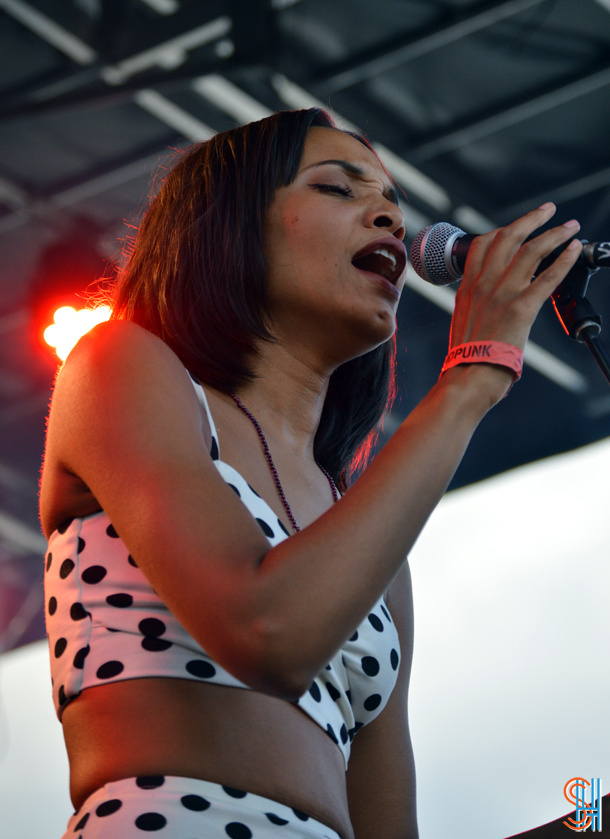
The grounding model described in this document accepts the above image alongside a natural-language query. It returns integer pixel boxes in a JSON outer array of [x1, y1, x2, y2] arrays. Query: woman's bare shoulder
[[55, 319, 187, 391], [42, 319, 212, 533], [48, 320, 205, 468]]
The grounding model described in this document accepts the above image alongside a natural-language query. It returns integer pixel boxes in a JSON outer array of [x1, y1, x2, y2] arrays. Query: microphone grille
[[410, 222, 465, 286]]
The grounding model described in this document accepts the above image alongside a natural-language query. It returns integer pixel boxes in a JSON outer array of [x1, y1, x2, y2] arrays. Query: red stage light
[[28, 217, 113, 366], [44, 305, 111, 361]]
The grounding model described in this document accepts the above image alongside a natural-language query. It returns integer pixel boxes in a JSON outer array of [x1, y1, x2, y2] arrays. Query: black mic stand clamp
[[550, 249, 610, 386]]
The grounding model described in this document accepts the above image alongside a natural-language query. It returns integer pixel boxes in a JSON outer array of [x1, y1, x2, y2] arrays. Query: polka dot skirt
[[44, 376, 401, 769], [62, 776, 341, 839]]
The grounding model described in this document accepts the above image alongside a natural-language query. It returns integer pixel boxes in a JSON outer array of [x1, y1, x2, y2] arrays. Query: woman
[[40, 108, 582, 839]]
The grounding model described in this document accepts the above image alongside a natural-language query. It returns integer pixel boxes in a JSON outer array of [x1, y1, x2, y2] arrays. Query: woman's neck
[[234, 340, 332, 459]]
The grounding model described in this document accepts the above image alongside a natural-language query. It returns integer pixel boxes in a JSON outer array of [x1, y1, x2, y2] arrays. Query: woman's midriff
[[62, 678, 354, 839]]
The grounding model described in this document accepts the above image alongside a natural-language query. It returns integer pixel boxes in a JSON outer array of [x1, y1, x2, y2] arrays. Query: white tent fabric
[[1, 436, 609, 839], [0, 641, 71, 838], [409, 436, 610, 837]]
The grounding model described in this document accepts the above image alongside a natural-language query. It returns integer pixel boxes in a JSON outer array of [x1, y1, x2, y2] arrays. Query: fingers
[[484, 202, 561, 276], [448, 202, 584, 350], [463, 202, 558, 279], [506, 217, 581, 289], [523, 234, 583, 306]]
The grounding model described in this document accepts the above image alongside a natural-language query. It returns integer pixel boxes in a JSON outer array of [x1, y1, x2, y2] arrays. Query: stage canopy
[[1, 0, 610, 653]]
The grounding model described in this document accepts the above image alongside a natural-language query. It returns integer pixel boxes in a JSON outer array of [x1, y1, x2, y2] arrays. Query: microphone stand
[[550, 253, 610, 387]]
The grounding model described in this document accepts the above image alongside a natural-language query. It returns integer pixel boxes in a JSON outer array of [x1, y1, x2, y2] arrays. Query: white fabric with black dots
[[62, 776, 342, 839], [44, 374, 401, 768]]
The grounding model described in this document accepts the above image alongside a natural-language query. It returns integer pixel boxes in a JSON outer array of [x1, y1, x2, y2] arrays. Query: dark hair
[[112, 108, 396, 491]]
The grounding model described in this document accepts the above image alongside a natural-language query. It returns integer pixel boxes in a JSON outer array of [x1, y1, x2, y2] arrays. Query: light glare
[[44, 305, 112, 361]]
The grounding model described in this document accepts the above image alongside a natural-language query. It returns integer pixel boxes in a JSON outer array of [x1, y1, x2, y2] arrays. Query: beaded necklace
[[230, 392, 339, 533]]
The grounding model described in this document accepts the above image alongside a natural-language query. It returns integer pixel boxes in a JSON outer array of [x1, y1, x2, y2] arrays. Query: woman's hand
[[443, 202, 582, 404], [450, 203, 582, 349]]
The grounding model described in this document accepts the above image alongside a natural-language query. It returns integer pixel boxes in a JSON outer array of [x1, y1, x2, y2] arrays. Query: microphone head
[[410, 222, 466, 286]]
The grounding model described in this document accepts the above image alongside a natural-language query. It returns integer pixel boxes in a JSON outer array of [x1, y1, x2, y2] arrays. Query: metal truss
[[407, 62, 610, 163], [0, 0, 597, 400], [309, 0, 548, 95]]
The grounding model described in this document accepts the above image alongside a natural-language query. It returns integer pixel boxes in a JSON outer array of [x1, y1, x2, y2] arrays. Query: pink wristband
[[440, 341, 523, 381]]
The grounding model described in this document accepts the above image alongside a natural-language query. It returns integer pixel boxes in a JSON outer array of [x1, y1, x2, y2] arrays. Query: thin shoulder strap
[[187, 372, 220, 460]]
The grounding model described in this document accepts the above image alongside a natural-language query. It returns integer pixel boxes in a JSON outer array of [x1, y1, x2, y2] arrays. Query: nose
[[369, 201, 405, 241]]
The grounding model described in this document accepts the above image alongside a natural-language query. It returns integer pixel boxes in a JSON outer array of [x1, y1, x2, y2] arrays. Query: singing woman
[[40, 107, 582, 839]]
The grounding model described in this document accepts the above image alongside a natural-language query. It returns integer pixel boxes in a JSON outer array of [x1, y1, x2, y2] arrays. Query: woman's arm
[[41, 205, 582, 701], [346, 563, 418, 839]]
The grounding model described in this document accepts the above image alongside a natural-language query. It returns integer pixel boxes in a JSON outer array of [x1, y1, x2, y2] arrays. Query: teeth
[[372, 247, 397, 269]]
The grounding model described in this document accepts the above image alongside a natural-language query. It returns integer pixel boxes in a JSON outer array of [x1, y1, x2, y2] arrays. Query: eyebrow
[[303, 158, 399, 206]]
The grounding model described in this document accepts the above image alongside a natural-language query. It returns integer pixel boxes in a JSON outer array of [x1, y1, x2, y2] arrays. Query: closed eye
[[312, 183, 353, 198]]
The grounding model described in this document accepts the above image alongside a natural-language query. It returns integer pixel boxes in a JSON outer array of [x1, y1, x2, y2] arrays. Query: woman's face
[[264, 126, 407, 363]]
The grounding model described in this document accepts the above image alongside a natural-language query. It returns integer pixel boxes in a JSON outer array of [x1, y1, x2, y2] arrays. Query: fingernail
[[538, 202, 554, 210], [567, 238, 582, 250], [563, 219, 580, 229]]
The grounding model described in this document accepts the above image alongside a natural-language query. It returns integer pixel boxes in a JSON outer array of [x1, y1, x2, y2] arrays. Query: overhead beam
[[498, 163, 610, 222], [0, 0, 98, 64], [0, 460, 36, 494], [193, 74, 273, 123], [101, 16, 231, 85], [0, 583, 43, 653], [0, 175, 29, 210], [0, 89, 218, 236], [310, 0, 546, 95], [0, 510, 46, 554], [138, 0, 180, 14], [134, 89, 215, 142], [0, 149, 166, 234], [0, 0, 229, 77], [0, 13, 233, 121], [408, 64, 610, 163]]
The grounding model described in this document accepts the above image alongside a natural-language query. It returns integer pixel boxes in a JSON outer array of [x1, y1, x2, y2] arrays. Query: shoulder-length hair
[[111, 108, 396, 491]]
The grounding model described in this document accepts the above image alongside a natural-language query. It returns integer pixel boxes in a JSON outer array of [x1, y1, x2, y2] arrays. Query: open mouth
[[351, 238, 407, 287]]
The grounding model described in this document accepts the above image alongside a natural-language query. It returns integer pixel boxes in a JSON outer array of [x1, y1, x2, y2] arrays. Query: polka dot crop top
[[44, 375, 401, 767]]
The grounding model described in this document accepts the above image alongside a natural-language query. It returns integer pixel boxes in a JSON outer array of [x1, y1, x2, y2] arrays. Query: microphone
[[410, 222, 610, 286]]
